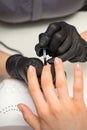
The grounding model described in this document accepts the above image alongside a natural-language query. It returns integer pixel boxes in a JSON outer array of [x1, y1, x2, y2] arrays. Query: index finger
[[27, 65, 46, 110]]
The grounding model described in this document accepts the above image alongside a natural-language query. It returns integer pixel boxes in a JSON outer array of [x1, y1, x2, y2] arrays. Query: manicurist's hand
[[18, 57, 87, 130], [35, 22, 87, 63]]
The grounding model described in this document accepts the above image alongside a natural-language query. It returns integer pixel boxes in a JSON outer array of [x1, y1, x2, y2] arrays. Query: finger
[[38, 22, 64, 51], [49, 29, 67, 54], [39, 33, 50, 47], [73, 64, 84, 104], [54, 57, 69, 100], [58, 36, 72, 55], [35, 44, 43, 56], [47, 44, 75, 63], [57, 45, 76, 62], [27, 65, 47, 110], [41, 64, 59, 107], [46, 22, 62, 37], [18, 104, 40, 130]]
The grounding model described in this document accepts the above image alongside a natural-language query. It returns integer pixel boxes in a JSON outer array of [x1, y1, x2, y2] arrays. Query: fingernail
[[28, 65, 35, 72], [17, 104, 23, 112], [54, 57, 61, 64], [75, 64, 81, 71]]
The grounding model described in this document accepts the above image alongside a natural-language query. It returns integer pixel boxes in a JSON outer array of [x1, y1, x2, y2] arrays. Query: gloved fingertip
[[35, 44, 43, 56], [39, 34, 50, 47], [46, 22, 61, 36], [47, 58, 54, 64], [17, 104, 24, 113]]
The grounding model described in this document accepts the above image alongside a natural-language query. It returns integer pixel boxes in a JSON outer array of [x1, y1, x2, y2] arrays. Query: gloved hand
[[35, 21, 87, 63], [6, 54, 43, 84]]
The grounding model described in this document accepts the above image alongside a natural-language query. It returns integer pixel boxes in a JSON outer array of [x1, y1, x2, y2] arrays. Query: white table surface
[[0, 11, 87, 129]]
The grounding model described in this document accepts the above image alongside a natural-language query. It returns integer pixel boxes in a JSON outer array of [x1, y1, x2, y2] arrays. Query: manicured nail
[[54, 57, 61, 64], [75, 64, 81, 71], [28, 65, 35, 72], [17, 104, 23, 112]]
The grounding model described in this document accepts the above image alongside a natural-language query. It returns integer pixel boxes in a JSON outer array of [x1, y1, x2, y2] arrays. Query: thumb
[[17, 103, 40, 130]]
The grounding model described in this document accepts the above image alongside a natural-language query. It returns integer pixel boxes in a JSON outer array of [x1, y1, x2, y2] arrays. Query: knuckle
[[48, 23, 57, 31], [73, 105, 84, 116], [74, 85, 82, 93], [38, 109, 47, 119], [23, 114, 29, 122], [49, 23, 56, 28], [56, 79, 65, 87], [53, 32, 62, 40], [50, 107, 59, 118], [42, 81, 53, 91], [29, 86, 36, 94]]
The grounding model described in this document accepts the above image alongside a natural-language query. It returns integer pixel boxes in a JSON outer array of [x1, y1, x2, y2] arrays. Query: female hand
[[18, 57, 87, 130]]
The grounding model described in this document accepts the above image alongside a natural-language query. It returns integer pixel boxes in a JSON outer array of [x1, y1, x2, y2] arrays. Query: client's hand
[[18, 57, 87, 130]]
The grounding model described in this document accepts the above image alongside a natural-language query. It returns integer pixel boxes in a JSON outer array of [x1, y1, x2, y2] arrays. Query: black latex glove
[[35, 21, 87, 63], [6, 54, 43, 84]]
